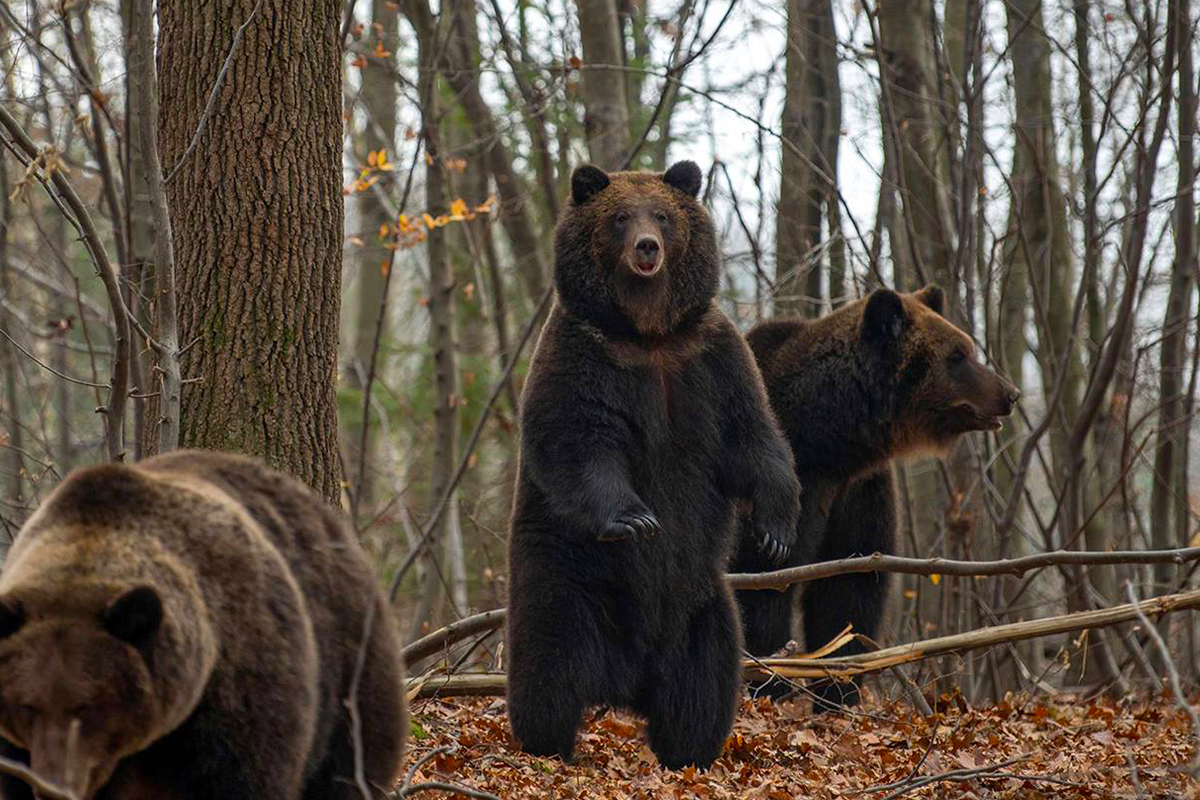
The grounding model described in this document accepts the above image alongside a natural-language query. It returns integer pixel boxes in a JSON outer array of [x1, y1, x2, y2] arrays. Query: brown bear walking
[[506, 161, 800, 769], [0, 450, 406, 800], [732, 286, 1019, 708]]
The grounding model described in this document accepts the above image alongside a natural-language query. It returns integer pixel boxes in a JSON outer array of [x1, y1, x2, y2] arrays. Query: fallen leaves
[[398, 691, 1200, 798]]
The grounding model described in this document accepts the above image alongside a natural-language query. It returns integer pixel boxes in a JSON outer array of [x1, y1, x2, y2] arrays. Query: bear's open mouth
[[632, 259, 661, 277]]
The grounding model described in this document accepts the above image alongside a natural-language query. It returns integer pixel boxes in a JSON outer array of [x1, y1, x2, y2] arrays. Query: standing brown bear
[[0, 450, 406, 800], [506, 161, 800, 770], [732, 286, 1019, 708]]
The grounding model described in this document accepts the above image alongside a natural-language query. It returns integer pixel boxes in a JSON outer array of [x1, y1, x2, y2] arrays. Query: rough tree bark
[[575, 0, 630, 169], [157, 0, 345, 502], [775, 0, 840, 318]]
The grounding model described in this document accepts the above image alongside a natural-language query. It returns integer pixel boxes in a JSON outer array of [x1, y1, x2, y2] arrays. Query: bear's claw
[[758, 531, 791, 564], [600, 510, 661, 541]]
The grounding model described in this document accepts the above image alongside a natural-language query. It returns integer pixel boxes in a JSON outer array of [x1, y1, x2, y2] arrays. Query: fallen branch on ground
[[406, 586, 1200, 698], [403, 609, 506, 668], [726, 545, 1200, 590], [403, 546, 1200, 658]]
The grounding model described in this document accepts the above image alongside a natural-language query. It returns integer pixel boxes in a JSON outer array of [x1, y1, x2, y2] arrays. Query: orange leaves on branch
[[344, 196, 498, 251]]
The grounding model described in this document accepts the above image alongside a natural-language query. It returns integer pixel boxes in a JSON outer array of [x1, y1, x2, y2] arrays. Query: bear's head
[[863, 285, 1020, 456], [0, 465, 216, 800], [0, 584, 164, 798], [553, 160, 718, 338]]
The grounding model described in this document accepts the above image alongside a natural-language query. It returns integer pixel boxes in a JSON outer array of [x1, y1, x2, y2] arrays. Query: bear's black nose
[[635, 237, 660, 260], [1002, 385, 1021, 413]]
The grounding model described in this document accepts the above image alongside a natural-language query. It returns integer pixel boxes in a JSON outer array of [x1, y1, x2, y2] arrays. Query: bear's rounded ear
[[0, 598, 24, 639], [571, 164, 610, 205], [662, 160, 702, 197], [863, 289, 908, 343], [915, 285, 945, 315], [103, 586, 162, 644]]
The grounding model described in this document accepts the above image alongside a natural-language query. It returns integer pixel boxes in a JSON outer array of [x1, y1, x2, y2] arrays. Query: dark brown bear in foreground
[[732, 286, 1019, 708], [506, 161, 800, 770], [0, 450, 406, 800]]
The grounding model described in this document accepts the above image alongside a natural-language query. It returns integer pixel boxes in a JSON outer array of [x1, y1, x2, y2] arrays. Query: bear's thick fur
[[732, 286, 1019, 708], [506, 161, 800, 769], [0, 450, 405, 800]]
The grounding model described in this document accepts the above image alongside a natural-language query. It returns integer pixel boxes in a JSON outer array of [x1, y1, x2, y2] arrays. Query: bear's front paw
[[755, 526, 792, 563], [599, 508, 661, 541]]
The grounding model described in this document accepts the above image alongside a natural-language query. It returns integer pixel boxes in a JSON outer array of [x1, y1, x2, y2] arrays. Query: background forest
[[2, 0, 1200, 746]]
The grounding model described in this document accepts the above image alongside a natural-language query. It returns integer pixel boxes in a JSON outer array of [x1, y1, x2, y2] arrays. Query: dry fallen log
[[407, 586, 1200, 698]]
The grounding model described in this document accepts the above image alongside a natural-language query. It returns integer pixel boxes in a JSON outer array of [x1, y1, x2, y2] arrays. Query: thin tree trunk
[[158, 0, 345, 501], [347, 0, 399, 516], [575, 0, 630, 169], [439, 14, 547, 307], [0, 147, 23, 505], [876, 0, 956, 293], [121, 0, 154, 461], [1150, 0, 1196, 574], [775, 0, 840, 318], [1150, 0, 1196, 607], [404, 0, 461, 638]]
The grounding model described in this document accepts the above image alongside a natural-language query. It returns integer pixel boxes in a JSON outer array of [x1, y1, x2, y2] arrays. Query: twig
[[400, 746, 451, 791], [727, 546, 1200, 590], [394, 745, 501, 800], [398, 783, 500, 800], [0, 105, 129, 460], [0, 329, 107, 388], [387, 285, 552, 602], [403, 608, 506, 667], [0, 755, 78, 800], [1125, 581, 1200, 776], [856, 755, 1027, 796], [162, 0, 266, 184]]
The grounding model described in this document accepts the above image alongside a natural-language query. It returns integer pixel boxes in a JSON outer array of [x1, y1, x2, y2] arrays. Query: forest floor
[[401, 690, 1199, 798]]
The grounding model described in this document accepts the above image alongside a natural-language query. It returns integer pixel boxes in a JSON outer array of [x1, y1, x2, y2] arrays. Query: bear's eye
[[655, 210, 669, 224], [948, 349, 968, 365], [615, 211, 629, 226]]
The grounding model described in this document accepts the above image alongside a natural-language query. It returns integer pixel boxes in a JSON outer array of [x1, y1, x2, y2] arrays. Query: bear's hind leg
[[644, 588, 741, 770], [507, 581, 615, 762], [802, 469, 894, 710]]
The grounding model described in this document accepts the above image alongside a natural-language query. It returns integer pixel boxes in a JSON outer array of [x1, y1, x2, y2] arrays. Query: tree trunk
[[0, 147, 23, 506], [121, 0, 155, 461], [876, 0, 956, 293], [775, 0, 840, 318], [1150, 0, 1195, 606], [1150, 0, 1196, 581], [440, 8, 547, 308], [158, 0, 345, 502], [404, 0, 461, 639], [575, 0, 630, 169], [346, 0, 399, 516]]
